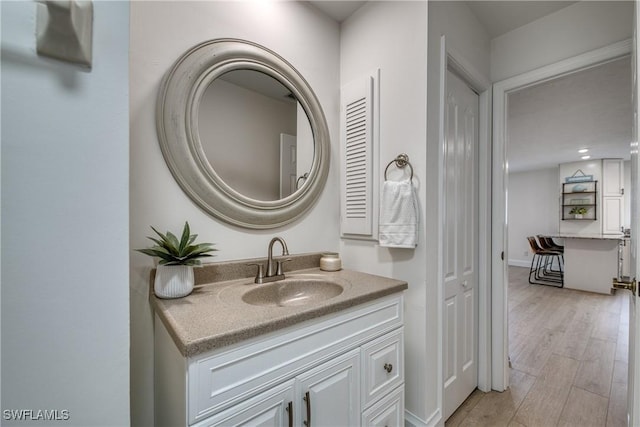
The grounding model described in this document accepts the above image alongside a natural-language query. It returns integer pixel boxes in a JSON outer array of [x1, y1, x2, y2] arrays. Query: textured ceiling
[[306, 1, 366, 22], [308, 1, 577, 36], [305, 1, 631, 173], [464, 1, 578, 38], [507, 57, 632, 173]]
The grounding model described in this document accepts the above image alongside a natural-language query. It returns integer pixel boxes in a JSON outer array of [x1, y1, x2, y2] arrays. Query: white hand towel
[[379, 179, 419, 248]]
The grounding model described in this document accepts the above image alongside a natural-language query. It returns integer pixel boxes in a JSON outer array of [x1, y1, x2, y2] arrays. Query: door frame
[[490, 39, 633, 390], [629, 2, 640, 423], [438, 35, 493, 420]]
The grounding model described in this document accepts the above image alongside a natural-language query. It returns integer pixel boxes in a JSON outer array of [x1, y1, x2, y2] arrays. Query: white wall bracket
[[36, 1, 93, 69]]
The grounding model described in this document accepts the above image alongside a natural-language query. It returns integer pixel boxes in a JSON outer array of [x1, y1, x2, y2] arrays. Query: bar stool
[[537, 235, 564, 253], [538, 235, 564, 276], [527, 236, 564, 287]]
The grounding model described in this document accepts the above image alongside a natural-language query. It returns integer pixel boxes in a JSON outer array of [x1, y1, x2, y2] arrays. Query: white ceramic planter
[[154, 265, 194, 299], [574, 214, 583, 219]]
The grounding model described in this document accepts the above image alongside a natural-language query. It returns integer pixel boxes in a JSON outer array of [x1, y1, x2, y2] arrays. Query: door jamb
[[490, 39, 632, 390], [438, 35, 492, 422]]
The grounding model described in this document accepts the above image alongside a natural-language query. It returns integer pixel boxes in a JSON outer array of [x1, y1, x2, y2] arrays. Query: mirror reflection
[[198, 69, 314, 201]]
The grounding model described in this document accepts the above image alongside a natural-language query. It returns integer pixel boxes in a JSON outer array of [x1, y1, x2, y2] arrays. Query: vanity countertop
[[151, 256, 407, 357], [548, 233, 628, 241]]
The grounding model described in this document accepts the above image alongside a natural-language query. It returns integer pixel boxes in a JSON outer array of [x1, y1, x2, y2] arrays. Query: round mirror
[[156, 39, 330, 228]]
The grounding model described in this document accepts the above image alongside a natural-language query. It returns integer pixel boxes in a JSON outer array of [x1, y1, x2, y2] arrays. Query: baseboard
[[508, 259, 529, 268], [405, 410, 427, 427], [405, 408, 441, 427]]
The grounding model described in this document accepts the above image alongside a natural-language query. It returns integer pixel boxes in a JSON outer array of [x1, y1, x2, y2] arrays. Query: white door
[[443, 70, 480, 420], [627, 2, 640, 423], [279, 133, 297, 198], [296, 350, 360, 427]]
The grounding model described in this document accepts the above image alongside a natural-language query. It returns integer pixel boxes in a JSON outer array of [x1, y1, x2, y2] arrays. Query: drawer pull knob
[[384, 363, 393, 373]]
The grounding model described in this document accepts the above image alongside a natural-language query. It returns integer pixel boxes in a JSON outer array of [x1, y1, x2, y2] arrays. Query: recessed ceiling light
[[581, 155, 591, 160], [578, 148, 589, 154]]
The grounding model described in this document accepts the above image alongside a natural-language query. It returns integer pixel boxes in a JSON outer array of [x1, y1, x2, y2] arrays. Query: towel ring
[[384, 153, 414, 181]]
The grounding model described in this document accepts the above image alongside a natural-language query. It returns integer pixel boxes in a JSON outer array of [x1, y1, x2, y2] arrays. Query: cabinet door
[[296, 349, 360, 427], [623, 240, 631, 277], [194, 380, 295, 427], [603, 197, 624, 234], [603, 159, 624, 196]]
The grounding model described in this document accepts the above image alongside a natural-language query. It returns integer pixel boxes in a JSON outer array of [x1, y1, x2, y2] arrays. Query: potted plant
[[137, 222, 217, 298], [569, 206, 588, 219]]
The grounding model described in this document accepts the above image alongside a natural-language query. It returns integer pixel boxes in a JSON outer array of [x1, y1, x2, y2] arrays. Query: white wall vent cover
[[340, 71, 379, 238]]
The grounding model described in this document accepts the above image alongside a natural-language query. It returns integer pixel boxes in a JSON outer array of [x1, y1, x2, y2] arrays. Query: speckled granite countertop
[[150, 253, 408, 357], [548, 233, 628, 241]]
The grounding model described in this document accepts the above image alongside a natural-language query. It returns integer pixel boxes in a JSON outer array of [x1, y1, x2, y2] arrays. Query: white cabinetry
[[197, 351, 360, 427], [362, 385, 404, 427], [622, 239, 631, 277], [602, 159, 624, 234], [297, 350, 360, 426], [603, 197, 624, 234], [193, 380, 295, 427], [155, 294, 405, 427], [361, 329, 404, 407], [603, 159, 624, 196]]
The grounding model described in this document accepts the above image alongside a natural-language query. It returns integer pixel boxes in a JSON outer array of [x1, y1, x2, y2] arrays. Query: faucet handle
[[275, 258, 292, 276], [246, 263, 265, 284]]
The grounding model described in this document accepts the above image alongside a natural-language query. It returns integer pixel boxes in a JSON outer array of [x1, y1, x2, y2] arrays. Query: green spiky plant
[[136, 222, 217, 266]]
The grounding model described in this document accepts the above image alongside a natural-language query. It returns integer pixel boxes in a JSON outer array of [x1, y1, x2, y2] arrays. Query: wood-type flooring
[[446, 266, 629, 427]]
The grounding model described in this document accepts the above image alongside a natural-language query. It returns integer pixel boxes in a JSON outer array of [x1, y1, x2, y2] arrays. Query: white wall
[[340, 2, 428, 423], [491, 1, 633, 82], [130, 2, 340, 425], [1, 2, 130, 425], [340, 1, 489, 425], [508, 168, 560, 267]]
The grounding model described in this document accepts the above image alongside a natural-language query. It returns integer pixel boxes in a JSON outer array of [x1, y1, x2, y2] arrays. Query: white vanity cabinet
[[196, 350, 361, 427], [155, 293, 405, 427]]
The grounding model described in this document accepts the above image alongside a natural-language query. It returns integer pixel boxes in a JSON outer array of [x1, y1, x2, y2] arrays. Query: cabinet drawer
[[361, 327, 404, 408], [362, 385, 404, 427], [189, 295, 403, 423]]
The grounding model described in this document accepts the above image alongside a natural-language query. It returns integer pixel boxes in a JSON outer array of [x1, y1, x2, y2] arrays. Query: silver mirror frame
[[156, 39, 330, 229]]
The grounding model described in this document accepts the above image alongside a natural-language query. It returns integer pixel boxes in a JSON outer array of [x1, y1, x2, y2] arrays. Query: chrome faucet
[[249, 237, 291, 284]]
